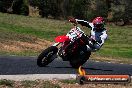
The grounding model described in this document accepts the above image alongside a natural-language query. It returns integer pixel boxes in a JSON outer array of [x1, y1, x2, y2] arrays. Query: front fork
[[52, 42, 64, 56], [52, 42, 69, 61], [52, 42, 60, 46], [52, 42, 72, 61]]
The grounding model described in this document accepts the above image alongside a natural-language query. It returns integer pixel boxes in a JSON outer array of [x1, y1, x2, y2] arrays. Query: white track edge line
[[0, 74, 77, 81]]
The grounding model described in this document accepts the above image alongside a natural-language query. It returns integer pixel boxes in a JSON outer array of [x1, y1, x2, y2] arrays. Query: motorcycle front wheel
[[37, 46, 58, 67]]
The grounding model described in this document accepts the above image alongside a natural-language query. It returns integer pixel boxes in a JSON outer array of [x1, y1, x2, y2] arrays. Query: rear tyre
[[70, 52, 91, 68], [37, 46, 58, 67]]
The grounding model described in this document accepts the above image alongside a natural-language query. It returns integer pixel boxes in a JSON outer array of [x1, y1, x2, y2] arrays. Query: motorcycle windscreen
[[55, 35, 70, 43]]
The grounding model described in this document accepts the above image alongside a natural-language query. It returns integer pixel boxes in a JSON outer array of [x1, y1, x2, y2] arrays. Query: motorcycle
[[37, 21, 91, 68]]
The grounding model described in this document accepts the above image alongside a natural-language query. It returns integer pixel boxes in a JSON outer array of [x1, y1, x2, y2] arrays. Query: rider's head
[[92, 17, 105, 29]]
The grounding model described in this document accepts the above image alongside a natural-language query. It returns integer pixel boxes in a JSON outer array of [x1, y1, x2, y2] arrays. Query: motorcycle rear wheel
[[37, 46, 58, 67], [69, 52, 91, 68]]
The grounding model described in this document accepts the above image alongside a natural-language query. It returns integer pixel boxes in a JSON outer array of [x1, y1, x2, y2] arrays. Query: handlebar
[[68, 18, 78, 26]]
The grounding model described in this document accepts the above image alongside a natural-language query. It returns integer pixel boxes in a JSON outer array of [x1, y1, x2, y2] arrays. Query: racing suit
[[75, 19, 108, 52]]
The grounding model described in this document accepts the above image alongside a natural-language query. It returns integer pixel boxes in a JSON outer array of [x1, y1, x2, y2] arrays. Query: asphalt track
[[0, 56, 132, 75]]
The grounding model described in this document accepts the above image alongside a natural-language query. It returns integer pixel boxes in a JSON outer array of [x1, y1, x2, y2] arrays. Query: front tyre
[[37, 46, 58, 67]]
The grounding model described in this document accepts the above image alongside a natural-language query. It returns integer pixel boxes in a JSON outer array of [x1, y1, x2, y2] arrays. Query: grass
[[0, 79, 14, 87], [0, 12, 131, 63], [60, 79, 77, 84], [42, 81, 61, 88], [21, 80, 39, 87], [0, 13, 70, 41], [0, 21, 64, 41], [0, 80, 61, 88], [0, 79, 132, 88], [96, 25, 132, 59]]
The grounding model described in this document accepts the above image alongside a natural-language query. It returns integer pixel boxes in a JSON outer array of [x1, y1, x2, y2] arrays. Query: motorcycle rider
[[69, 17, 108, 52]]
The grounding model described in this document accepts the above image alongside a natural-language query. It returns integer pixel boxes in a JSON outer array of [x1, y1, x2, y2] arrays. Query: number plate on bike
[[66, 27, 84, 41]]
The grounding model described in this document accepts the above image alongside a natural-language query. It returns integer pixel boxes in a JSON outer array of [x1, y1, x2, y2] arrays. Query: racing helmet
[[92, 17, 105, 29]]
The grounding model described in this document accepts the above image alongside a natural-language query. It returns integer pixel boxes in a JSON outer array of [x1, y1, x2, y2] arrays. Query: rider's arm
[[99, 30, 108, 46], [95, 30, 108, 47], [91, 29, 108, 51], [75, 19, 92, 28]]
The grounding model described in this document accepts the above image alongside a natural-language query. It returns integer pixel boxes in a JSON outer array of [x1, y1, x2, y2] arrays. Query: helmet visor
[[94, 24, 103, 28]]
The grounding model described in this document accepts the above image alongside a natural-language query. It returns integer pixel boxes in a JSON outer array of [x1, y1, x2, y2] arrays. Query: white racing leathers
[[76, 19, 108, 52]]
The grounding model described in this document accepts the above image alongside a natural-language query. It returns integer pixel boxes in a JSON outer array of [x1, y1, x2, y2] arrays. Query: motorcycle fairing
[[55, 35, 70, 43]]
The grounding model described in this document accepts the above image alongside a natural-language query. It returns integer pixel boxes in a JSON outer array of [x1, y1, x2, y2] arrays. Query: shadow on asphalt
[[83, 67, 113, 72]]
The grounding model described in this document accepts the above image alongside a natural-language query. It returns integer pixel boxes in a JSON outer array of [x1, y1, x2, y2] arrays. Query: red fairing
[[55, 35, 70, 43]]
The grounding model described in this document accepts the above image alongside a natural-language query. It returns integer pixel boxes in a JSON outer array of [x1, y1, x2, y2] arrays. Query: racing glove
[[69, 18, 78, 24]]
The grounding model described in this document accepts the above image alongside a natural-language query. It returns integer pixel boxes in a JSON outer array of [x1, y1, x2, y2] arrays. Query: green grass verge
[[60, 79, 77, 84], [42, 81, 61, 88], [0, 80, 61, 88], [0, 13, 70, 41], [21, 80, 39, 88], [96, 25, 132, 59], [0, 79, 14, 87]]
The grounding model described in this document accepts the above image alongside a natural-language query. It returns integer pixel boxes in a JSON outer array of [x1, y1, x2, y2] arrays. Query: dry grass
[[0, 38, 52, 55], [90, 54, 132, 64], [0, 79, 132, 88]]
